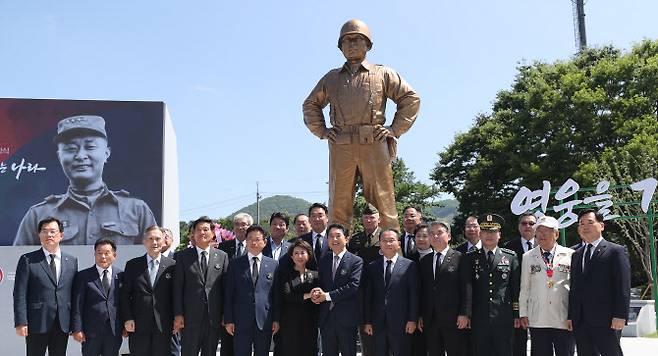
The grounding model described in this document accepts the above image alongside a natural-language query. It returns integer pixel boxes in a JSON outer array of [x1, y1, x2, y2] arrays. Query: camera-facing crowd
[[13, 202, 630, 356]]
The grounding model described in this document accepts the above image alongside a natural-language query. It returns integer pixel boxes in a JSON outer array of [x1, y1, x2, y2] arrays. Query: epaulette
[[113, 189, 131, 197], [500, 248, 516, 256], [44, 194, 60, 202]]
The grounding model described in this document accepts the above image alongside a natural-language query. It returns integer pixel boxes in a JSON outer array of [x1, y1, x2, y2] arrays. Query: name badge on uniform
[[556, 264, 570, 273], [530, 265, 541, 274]]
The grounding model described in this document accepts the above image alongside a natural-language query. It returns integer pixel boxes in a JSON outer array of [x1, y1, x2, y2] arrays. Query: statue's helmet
[[338, 19, 372, 49]]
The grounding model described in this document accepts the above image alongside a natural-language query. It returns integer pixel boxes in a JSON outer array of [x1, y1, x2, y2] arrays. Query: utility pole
[[572, 0, 587, 52], [256, 181, 262, 225]]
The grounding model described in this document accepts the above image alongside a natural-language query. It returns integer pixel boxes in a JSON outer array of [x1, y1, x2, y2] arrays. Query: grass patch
[[645, 331, 658, 338]]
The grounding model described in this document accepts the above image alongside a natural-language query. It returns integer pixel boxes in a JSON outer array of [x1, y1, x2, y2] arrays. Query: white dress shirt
[[383, 253, 399, 277], [582, 236, 603, 270], [521, 238, 536, 253], [433, 245, 450, 278], [196, 246, 211, 264], [325, 248, 347, 302], [42, 247, 61, 282], [247, 252, 263, 275]]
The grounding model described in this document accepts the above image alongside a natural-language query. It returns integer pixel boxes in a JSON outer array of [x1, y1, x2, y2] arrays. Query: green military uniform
[[348, 226, 382, 265], [14, 185, 156, 245], [467, 215, 521, 356]]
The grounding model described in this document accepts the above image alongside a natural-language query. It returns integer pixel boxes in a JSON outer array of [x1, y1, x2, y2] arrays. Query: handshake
[[306, 287, 328, 304]]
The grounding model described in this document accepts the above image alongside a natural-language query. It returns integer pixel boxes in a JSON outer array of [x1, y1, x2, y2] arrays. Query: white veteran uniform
[[519, 215, 575, 356], [519, 244, 573, 329]]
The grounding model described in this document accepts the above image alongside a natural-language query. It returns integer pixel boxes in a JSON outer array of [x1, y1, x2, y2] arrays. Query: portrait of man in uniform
[[14, 115, 157, 245]]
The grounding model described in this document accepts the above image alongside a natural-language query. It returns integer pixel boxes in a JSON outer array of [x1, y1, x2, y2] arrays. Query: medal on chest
[[543, 253, 554, 289]]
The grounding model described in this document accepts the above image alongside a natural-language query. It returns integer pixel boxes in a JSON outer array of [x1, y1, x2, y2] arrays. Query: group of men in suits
[[14, 204, 631, 356]]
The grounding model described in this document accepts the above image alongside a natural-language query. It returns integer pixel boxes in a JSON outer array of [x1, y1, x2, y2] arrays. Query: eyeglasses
[[520, 222, 536, 226]]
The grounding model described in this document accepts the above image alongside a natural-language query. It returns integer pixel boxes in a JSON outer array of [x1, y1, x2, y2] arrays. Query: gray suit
[[173, 247, 229, 356]]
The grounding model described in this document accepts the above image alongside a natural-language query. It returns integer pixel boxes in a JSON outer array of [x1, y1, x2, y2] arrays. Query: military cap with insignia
[[53, 115, 108, 143], [479, 213, 505, 231], [363, 202, 379, 215]]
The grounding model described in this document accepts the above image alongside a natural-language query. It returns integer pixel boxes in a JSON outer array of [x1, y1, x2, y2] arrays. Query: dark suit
[[399, 231, 418, 258], [301, 231, 330, 270], [318, 250, 363, 356], [505, 237, 535, 356], [217, 239, 248, 356], [419, 249, 471, 356], [120, 254, 176, 356], [568, 238, 630, 356], [262, 238, 292, 260], [224, 254, 279, 356], [173, 247, 229, 356], [13, 249, 78, 356], [71, 265, 123, 356], [363, 256, 418, 356], [348, 228, 382, 356], [405, 249, 430, 356]]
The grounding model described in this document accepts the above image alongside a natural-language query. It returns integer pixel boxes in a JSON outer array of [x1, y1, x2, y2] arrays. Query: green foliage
[[228, 195, 313, 227], [432, 40, 658, 250]]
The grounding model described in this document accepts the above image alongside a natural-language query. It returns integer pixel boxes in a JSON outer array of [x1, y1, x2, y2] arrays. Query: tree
[[579, 133, 658, 286], [352, 158, 442, 231], [432, 40, 658, 282]]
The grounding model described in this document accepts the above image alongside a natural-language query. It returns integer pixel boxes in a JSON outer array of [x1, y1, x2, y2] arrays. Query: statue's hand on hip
[[325, 127, 341, 142], [374, 125, 395, 142]]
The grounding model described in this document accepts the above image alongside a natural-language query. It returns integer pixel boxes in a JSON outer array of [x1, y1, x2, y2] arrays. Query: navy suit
[[13, 249, 78, 356], [317, 250, 363, 356], [120, 254, 176, 356], [71, 265, 123, 356], [568, 239, 630, 356], [224, 254, 279, 356], [363, 256, 419, 356]]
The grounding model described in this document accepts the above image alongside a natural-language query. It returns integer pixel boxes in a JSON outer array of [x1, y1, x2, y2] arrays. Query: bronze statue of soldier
[[303, 19, 421, 231]]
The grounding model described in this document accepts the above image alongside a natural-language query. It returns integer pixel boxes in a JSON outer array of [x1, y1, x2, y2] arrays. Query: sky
[[2, 0, 657, 221]]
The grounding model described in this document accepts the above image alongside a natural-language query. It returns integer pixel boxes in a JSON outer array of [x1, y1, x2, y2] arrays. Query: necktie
[[542, 251, 551, 263], [332, 255, 340, 280], [406, 235, 416, 256], [487, 250, 494, 270], [200, 251, 208, 278], [149, 259, 157, 286], [314, 235, 323, 261], [49, 254, 57, 284], [584, 244, 592, 272], [468, 245, 477, 253], [526, 241, 533, 252], [434, 252, 442, 280], [385, 260, 392, 287], [236, 241, 244, 258], [102, 269, 110, 296], [251, 257, 259, 285]]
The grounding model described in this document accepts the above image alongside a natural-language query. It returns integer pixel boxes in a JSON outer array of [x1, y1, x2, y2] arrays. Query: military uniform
[[467, 246, 520, 356], [348, 226, 381, 265], [303, 20, 420, 231], [14, 185, 156, 245]]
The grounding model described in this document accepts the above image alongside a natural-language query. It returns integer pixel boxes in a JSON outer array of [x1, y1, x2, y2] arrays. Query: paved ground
[[325, 337, 655, 355], [217, 336, 658, 355]]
